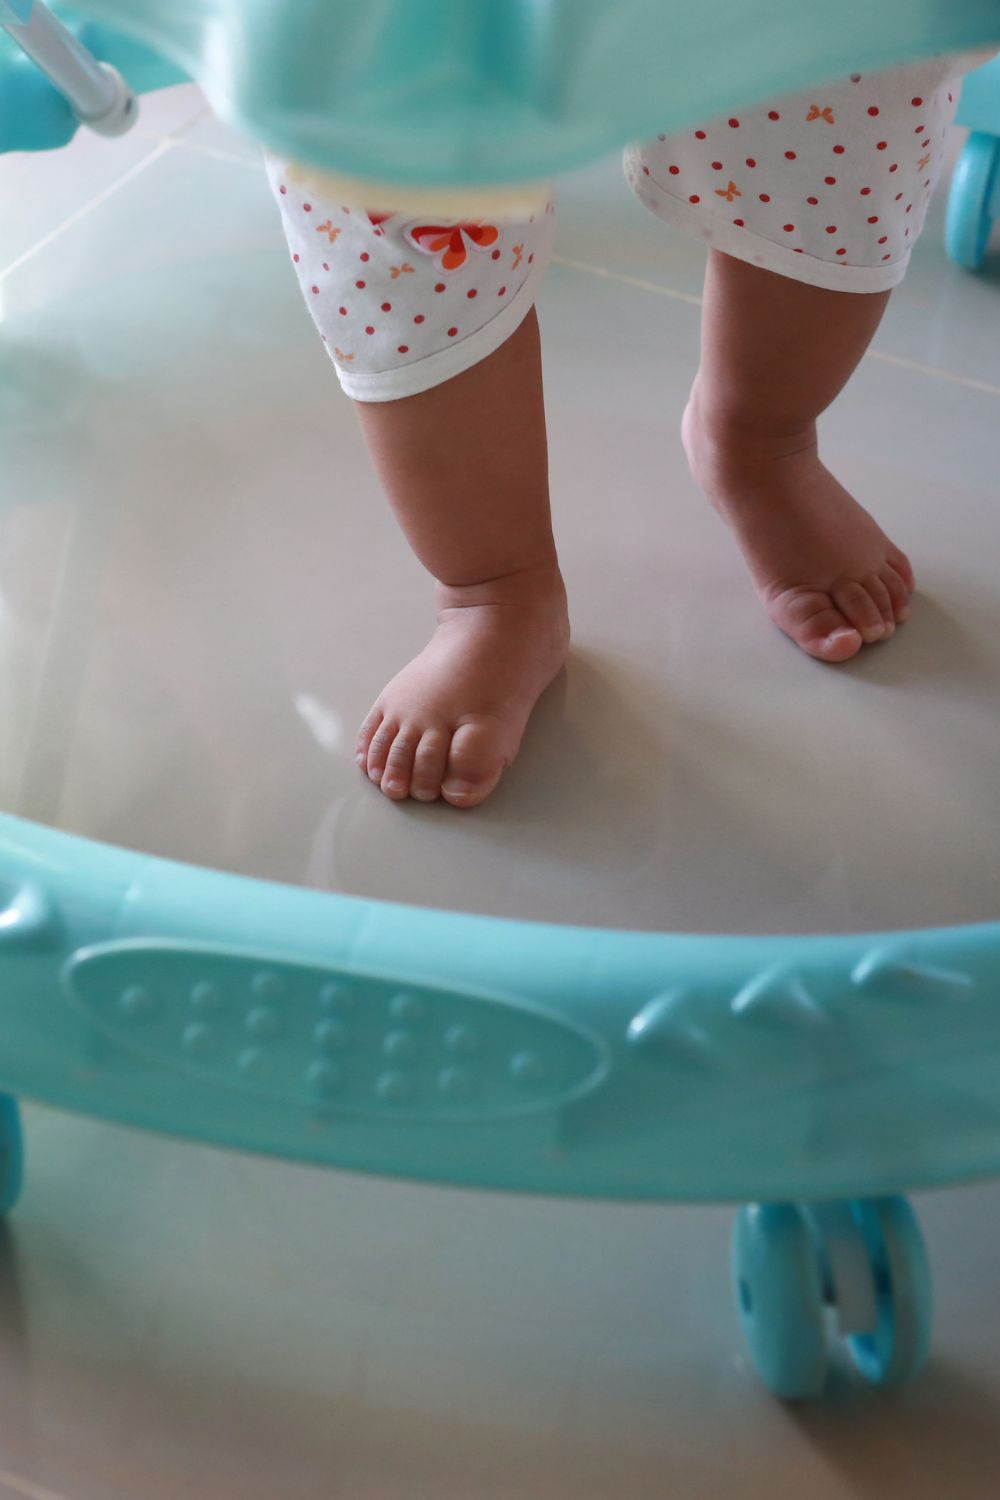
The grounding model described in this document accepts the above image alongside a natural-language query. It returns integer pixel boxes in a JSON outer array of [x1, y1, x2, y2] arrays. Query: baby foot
[[356, 562, 570, 808], [682, 387, 914, 663]]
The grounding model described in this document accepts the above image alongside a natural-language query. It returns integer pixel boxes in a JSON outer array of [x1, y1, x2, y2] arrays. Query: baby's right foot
[[357, 561, 570, 808]]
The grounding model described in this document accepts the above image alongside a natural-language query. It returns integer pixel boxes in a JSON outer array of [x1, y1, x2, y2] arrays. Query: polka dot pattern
[[625, 52, 965, 290], [269, 53, 969, 402], [266, 153, 555, 397]]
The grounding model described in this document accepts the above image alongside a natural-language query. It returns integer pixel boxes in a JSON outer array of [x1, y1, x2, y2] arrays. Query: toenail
[[443, 781, 475, 799], [368, 767, 382, 783], [898, 606, 911, 621], [383, 777, 402, 791]]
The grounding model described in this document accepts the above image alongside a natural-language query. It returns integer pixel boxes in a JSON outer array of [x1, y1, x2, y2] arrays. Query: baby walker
[[3, 0, 1000, 1402], [946, 51, 1000, 267]]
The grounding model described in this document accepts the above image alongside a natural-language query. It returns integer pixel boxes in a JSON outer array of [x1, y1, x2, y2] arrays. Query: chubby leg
[[683, 250, 913, 662], [629, 54, 973, 659], [266, 162, 565, 806], [355, 307, 569, 806]]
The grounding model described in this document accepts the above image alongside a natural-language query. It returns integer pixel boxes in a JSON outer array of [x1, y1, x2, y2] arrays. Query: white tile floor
[[2, 80, 1000, 1499]]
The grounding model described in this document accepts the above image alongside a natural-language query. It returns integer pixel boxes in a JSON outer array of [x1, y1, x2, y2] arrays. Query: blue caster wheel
[[945, 132, 1000, 269], [732, 1203, 828, 1399], [733, 1196, 932, 1399], [847, 1197, 932, 1390], [0, 1096, 24, 1217]]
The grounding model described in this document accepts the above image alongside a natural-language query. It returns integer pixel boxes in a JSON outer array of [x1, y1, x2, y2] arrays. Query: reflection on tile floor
[[1, 79, 1000, 1500]]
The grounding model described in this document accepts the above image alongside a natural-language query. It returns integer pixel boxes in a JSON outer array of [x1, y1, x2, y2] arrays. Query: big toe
[[770, 587, 864, 664], [441, 720, 512, 809]]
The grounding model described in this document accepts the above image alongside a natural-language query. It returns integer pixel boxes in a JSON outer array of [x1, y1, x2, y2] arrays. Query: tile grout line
[[865, 343, 1000, 397], [553, 251, 1000, 398], [149, 131, 263, 170], [0, 139, 173, 285], [3, 159, 995, 399], [0, 1469, 72, 1500], [552, 252, 703, 307]]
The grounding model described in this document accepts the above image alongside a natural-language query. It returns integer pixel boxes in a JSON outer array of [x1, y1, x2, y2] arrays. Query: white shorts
[[624, 52, 976, 293], [269, 53, 978, 402]]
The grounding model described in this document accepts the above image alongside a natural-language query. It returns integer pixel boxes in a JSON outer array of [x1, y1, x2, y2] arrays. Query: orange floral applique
[[316, 220, 341, 243], [715, 181, 741, 203], [334, 348, 355, 362], [512, 243, 524, 269], [807, 105, 836, 124], [390, 263, 415, 279], [917, 153, 931, 171], [406, 221, 501, 271]]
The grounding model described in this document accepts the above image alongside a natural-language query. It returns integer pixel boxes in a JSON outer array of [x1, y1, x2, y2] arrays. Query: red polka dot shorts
[[270, 53, 984, 401], [625, 54, 977, 292], [265, 153, 555, 402]]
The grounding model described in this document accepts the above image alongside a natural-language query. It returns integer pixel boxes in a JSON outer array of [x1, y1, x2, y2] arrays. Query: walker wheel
[[945, 131, 1000, 269], [732, 1195, 932, 1398], [846, 1196, 932, 1390], [0, 1096, 23, 1216], [732, 1203, 828, 1399]]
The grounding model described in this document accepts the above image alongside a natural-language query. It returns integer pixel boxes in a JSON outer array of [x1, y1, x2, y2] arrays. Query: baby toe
[[356, 708, 383, 767], [441, 722, 508, 809], [366, 718, 399, 784], [883, 566, 912, 622], [888, 546, 916, 593], [832, 582, 886, 644], [380, 726, 421, 799], [864, 574, 895, 635], [770, 588, 863, 662], [409, 728, 450, 802]]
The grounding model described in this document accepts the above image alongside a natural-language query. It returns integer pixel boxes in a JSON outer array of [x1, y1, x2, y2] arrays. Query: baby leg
[[628, 54, 974, 659], [268, 172, 567, 806], [683, 253, 910, 660]]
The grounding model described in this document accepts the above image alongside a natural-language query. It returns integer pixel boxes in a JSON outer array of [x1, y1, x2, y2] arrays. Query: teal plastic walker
[[946, 52, 1000, 266], [2, 0, 1000, 1403]]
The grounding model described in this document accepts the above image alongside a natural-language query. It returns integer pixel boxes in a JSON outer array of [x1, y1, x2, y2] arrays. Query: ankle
[[434, 555, 567, 617], [684, 376, 817, 480]]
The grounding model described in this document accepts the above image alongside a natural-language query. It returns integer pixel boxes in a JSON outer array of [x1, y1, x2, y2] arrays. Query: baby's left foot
[[682, 386, 914, 663]]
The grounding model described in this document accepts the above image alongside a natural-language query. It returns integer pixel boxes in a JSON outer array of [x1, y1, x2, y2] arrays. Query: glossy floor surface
[[1, 82, 1000, 1498]]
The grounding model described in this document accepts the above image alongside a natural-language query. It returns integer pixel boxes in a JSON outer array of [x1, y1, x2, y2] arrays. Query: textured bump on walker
[[730, 970, 828, 1030], [390, 991, 426, 1023], [252, 970, 286, 1003], [383, 1029, 418, 1063], [437, 1066, 476, 1099], [0, 882, 59, 948], [236, 1046, 269, 1079], [851, 948, 975, 998], [445, 1024, 479, 1056], [626, 993, 717, 1069], [314, 1018, 352, 1052], [376, 1070, 413, 1104], [190, 980, 225, 1013], [307, 1060, 344, 1098], [182, 1022, 218, 1056], [319, 981, 356, 1012], [245, 1005, 283, 1040], [510, 1051, 546, 1085], [119, 985, 158, 1022]]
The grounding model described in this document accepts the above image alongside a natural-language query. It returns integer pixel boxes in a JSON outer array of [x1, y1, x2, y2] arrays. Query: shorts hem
[[624, 147, 910, 293], [333, 239, 553, 401]]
